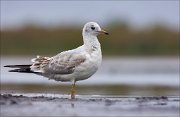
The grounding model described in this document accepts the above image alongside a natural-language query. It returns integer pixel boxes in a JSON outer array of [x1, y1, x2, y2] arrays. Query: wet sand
[[0, 93, 179, 116]]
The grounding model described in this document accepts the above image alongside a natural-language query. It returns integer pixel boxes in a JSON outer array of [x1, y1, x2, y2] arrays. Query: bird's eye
[[91, 26, 95, 30]]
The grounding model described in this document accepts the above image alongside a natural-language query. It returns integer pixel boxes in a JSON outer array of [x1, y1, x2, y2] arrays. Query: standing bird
[[4, 22, 109, 99]]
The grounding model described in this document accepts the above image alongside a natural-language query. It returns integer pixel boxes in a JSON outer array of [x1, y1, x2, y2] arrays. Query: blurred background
[[1, 1, 179, 96]]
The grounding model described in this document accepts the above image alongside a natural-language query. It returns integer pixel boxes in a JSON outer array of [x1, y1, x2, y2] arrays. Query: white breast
[[55, 47, 102, 82], [73, 48, 102, 81]]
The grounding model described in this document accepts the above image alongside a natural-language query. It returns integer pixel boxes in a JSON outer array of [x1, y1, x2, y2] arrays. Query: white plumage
[[5, 22, 109, 99]]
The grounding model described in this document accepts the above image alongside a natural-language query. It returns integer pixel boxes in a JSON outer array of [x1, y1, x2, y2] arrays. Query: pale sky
[[1, 1, 179, 30]]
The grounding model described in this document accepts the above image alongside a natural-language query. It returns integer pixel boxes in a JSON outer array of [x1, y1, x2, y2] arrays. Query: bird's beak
[[97, 30, 109, 35]]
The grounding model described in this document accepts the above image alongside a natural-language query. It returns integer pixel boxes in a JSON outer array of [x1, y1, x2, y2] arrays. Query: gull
[[4, 22, 109, 99]]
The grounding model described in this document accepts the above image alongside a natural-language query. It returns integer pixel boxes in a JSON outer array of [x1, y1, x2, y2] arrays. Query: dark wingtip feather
[[5, 64, 39, 74], [9, 69, 21, 72], [4, 65, 32, 68], [8, 68, 35, 73], [4, 65, 11, 67]]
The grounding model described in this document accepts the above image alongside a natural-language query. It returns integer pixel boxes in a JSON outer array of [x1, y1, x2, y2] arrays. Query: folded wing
[[31, 51, 86, 75]]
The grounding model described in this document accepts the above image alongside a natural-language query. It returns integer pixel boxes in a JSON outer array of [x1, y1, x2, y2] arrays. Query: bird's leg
[[70, 80, 76, 99]]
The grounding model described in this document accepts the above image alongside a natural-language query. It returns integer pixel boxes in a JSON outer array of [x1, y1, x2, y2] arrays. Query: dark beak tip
[[105, 32, 109, 35]]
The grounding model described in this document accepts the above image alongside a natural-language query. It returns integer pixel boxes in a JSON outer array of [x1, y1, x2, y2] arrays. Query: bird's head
[[83, 22, 109, 36]]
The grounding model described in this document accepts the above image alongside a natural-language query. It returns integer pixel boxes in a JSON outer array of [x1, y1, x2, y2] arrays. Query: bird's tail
[[4, 64, 34, 73]]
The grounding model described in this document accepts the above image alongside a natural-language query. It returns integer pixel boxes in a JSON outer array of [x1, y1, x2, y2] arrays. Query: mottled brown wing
[[30, 56, 50, 72], [43, 51, 86, 74]]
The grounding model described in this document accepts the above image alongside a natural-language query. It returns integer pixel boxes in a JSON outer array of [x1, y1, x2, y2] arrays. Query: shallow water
[[0, 93, 179, 116], [1, 57, 179, 116]]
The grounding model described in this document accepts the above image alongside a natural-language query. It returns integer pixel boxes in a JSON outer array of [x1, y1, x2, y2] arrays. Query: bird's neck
[[82, 33, 101, 51]]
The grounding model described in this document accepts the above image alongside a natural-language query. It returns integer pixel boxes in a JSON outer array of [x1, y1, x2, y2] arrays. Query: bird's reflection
[[70, 99, 76, 108], [71, 102, 75, 108]]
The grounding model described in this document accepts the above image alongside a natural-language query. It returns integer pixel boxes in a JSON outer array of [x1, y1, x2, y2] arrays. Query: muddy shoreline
[[0, 93, 179, 116]]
